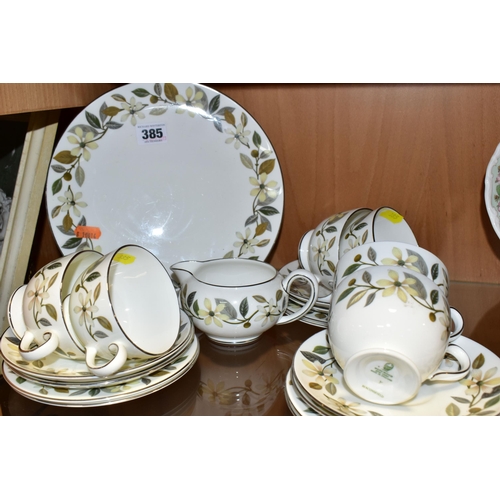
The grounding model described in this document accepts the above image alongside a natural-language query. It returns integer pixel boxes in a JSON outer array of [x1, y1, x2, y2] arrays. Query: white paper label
[[136, 123, 167, 145]]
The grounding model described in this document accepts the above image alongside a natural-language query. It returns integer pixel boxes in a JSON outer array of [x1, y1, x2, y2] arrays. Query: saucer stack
[[284, 330, 500, 416], [0, 310, 199, 408]]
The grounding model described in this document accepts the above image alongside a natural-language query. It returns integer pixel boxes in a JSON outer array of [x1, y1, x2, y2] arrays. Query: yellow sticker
[[379, 209, 404, 224], [113, 253, 136, 265]]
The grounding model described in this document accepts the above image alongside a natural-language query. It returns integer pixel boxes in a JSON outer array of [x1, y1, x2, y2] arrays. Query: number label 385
[[136, 124, 167, 144]]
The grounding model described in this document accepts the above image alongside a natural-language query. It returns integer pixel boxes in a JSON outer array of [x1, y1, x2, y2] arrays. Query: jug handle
[[277, 269, 319, 325]]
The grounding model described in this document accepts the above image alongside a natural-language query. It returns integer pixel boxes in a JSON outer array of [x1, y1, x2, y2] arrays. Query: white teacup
[[338, 206, 418, 257], [171, 258, 319, 345], [328, 265, 470, 405], [335, 240, 450, 295], [65, 245, 180, 377], [8, 250, 103, 361], [298, 207, 372, 290]]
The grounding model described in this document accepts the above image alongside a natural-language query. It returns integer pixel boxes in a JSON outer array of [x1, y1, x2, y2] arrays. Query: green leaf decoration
[[164, 83, 178, 101], [56, 224, 74, 236], [88, 388, 101, 397], [111, 94, 127, 102], [93, 330, 108, 339], [154, 83, 162, 96], [224, 110, 236, 126], [53, 150, 77, 165], [62, 212, 73, 232], [326, 261, 336, 273], [259, 206, 280, 216], [451, 396, 470, 404], [347, 289, 368, 309], [46, 262, 63, 270], [240, 153, 254, 169], [336, 287, 356, 303], [256, 239, 270, 247], [343, 263, 362, 277], [53, 387, 70, 394], [94, 282, 101, 302], [327, 237, 336, 250], [132, 88, 150, 98], [252, 131, 262, 148], [85, 111, 101, 129], [51, 163, 66, 173], [223, 250, 234, 259], [187, 291, 196, 308], [325, 382, 337, 396], [484, 395, 500, 408], [259, 159, 275, 175], [16, 376, 26, 384], [430, 289, 439, 305], [97, 316, 113, 331], [209, 95, 220, 114], [52, 178, 63, 195], [325, 226, 338, 233], [362, 270, 372, 283], [365, 292, 377, 307], [445, 403, 461, 416], [253, 295, 267, 303], [255, 223, 267, 236], [38, 318, 52, 327], [107, 120, 124, 129], [45, 303, 58, 321], [301, 350, 326, 364], [308, 382, 323, 390], [62, 237, 82, 249], [312, 346, 330, 354], [193, 299, 200, 316], [403, 272, 427, 299], [406, 249, 429, 275], [472, 353, 485, 369], [149, 107, 167, 116], [33, 360, 44, 368], [47, 272, 59, 289], [85, 271, 101, 282], [276, 289, 283, 302], [361, 230, 368, 244], [241, 112, 248, 128], [367, 247, 377, 262], [102, 106, 121, 117], [239, 297, 249, 318], [215, 298, 238, 320], [431, 263, 440, 281]]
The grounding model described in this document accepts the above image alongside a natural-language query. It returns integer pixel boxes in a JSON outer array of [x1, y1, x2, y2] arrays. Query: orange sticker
[[113, 253, 136, 265], [379, 210, 404, 224], [74, 226, 102, 239]]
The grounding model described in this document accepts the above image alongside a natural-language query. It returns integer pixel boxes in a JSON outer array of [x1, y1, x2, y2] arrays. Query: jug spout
[[170, 260, 202, 286]]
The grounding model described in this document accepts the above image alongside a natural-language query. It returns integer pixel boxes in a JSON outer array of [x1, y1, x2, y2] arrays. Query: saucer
[[484, 142, 500, 240], [292, 330, 500, 416], [284, 369, 320, 416], [2, 334, 200, 407], [0, 310, 194, 386]]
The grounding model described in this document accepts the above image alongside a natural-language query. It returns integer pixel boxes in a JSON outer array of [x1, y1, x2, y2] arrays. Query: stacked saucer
[[285, 329, 500, 416], [0, 310, 199, 407]]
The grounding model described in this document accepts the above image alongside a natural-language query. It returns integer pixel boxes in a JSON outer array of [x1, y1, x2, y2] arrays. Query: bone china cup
[[328, 265, 470, 405], [297, 207, 372, 290], [334, 240, 450, 295], [8, 250, 103, 361], [65, 245, 180, 377], [171, 258, 319, 345], [338, 206, 418, 257]]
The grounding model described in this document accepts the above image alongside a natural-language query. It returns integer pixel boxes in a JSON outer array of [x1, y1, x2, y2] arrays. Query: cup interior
[[108, 247, 179, 353], [372, 208, 418, 245], [192, 259, 277, 287]]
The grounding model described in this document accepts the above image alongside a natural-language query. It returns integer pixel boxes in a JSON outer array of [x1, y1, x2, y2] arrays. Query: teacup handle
[[19, 330, 59, 361], [449, 307, 464, 343], [85, 343, 128, 377], [277, 269, 319, 325], [428, 344, 471, 382]]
